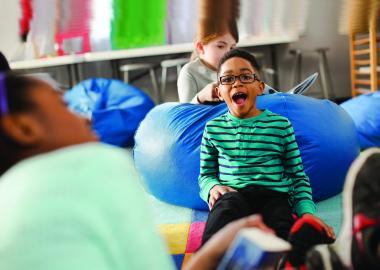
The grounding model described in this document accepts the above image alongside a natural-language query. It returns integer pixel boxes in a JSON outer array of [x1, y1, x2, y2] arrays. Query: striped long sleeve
[[198, 110, 316, 216], [282, 122, 316, 216], [199, 129, 220, 202]]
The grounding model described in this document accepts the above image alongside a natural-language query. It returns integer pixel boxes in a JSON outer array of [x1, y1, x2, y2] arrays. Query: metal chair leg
[[290, 49, 302, 87], [67, 65, 74, 88], [123, 71, 129, 83], [149, 68, 160, 103], [161, 66, 167, 103], [316, 48, 335, 99], [176, 65, 182, 77]]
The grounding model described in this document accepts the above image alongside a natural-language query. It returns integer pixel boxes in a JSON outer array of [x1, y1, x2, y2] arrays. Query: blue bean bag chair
[[65, 78, 154, 147], [134, 94, 360, 210], [340, 91, 380, 149]]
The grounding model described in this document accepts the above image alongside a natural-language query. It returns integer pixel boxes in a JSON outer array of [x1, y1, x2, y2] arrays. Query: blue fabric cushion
[[65, 78, 154, 147], [340, 91, 380, 149], [134, 94, 360, 210]]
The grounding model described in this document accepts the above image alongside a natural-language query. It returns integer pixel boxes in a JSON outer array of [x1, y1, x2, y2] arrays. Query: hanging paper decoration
[[238, 0, 310, 37], [55, 0, 92, 55], [27, 0, 57, 58], [17, 0, 311, 58], [19, 0, 33, 42], [111, 0, 167, 49], [89, 0, 113, 51], [166, 0, 199, 44]]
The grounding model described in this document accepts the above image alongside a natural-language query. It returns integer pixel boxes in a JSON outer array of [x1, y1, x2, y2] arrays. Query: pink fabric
[[55, 0, 91, 55], [185, 222, 206, 253]]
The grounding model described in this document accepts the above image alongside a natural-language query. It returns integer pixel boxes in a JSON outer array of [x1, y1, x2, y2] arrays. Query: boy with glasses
[[199, 48, 335, 268]]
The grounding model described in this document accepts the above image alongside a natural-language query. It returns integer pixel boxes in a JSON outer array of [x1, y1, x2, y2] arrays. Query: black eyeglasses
[[0, 72, 8, 116], [219, 73, 259, 85]]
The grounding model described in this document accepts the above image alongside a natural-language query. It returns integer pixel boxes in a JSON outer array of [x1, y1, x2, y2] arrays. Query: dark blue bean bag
[[134, 93, 360, 210], [65, 78, 154, 147], [340, 91, 380, 149]]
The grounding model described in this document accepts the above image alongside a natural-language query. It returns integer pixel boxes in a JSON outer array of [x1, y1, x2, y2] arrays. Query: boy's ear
[[257, 81, 265, 96], [216, 85, 224, 100], [1, 114, 44, 146], [195, 42, 204, 55]]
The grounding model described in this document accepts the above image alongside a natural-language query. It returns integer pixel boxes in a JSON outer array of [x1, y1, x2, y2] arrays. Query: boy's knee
[[218, 191, 243, 200], [214, 191, 248, 208]]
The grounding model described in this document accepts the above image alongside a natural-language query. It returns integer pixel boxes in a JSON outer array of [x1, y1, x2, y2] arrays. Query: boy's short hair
[[217, 48, 261, 78]]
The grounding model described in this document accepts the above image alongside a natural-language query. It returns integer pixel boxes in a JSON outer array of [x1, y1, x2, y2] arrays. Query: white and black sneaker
[[306, 148, 380, 270]]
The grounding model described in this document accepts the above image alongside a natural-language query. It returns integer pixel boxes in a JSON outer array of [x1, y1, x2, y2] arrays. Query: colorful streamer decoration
[[111, 0, 167, 49], [18, 0, 310, 58], [19, 0, 33, 42], [55, 0, 92, 55]]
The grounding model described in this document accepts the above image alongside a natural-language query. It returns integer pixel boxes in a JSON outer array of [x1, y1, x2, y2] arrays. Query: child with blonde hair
[[177, 0, 240, 104]]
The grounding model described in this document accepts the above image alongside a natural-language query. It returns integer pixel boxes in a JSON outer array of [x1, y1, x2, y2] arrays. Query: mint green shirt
[[177, 57, 217, 103], [0, 143, 175, 270], [199, 110, 316, 216]]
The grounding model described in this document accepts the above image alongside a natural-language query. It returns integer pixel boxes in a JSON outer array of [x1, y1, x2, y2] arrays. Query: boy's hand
[[302, 213, 336, 240], [208, 185, 237, 210]]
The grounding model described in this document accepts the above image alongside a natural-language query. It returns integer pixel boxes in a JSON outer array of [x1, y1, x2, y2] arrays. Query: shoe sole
[[337, 148, 380, 267]]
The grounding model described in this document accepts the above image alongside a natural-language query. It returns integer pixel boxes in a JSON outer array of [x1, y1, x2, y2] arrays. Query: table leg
[[111, 60, 120, 79], [75, 63, 83, 83], [67, 65, 73, 88]]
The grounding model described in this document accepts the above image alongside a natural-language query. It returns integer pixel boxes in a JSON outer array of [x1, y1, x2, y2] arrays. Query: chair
[[349, 12, 379, 96], [120, 63, 160, 102], [289, 48, 335, 99], [160, 57, 189, 102]]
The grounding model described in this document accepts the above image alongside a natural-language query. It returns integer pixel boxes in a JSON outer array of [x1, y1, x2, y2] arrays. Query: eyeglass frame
[[219, 73, 260, 85]]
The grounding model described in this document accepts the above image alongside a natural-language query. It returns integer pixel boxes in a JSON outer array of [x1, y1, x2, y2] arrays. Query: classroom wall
[[0, 0, 21, 60], [0, 0, 351, 98], [278, 0, 351, 98]]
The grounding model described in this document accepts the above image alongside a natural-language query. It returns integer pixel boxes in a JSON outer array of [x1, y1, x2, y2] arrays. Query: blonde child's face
[[216, 57, 264, 118], [198, 32, 237, 70]]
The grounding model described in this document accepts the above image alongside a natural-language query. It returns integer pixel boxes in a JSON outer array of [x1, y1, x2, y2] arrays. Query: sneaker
[[283, 215, 335, 269], [306, 245, 347, 270], [347, 148, 380, 269], [306, 148, 380, 270]]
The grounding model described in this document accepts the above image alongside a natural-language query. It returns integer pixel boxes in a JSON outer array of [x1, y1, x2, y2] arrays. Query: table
[[9, 54, 84, 86], [9, 34, 299, 88]]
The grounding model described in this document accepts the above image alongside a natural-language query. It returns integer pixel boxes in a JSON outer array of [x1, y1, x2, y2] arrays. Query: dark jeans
[[202, 185, 295, 245]]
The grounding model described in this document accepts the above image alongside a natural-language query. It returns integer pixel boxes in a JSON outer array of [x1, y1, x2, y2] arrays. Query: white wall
[[278, 0, 351, 98], [0, 0, 351, 98], [0, 0, 21, 60]]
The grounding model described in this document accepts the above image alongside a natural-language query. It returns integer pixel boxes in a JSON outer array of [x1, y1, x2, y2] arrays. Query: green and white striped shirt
[[199, 109, 316, 216]]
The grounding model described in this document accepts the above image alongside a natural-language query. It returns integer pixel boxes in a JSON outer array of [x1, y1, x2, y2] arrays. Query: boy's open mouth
[[232, 92, 247, 105]]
